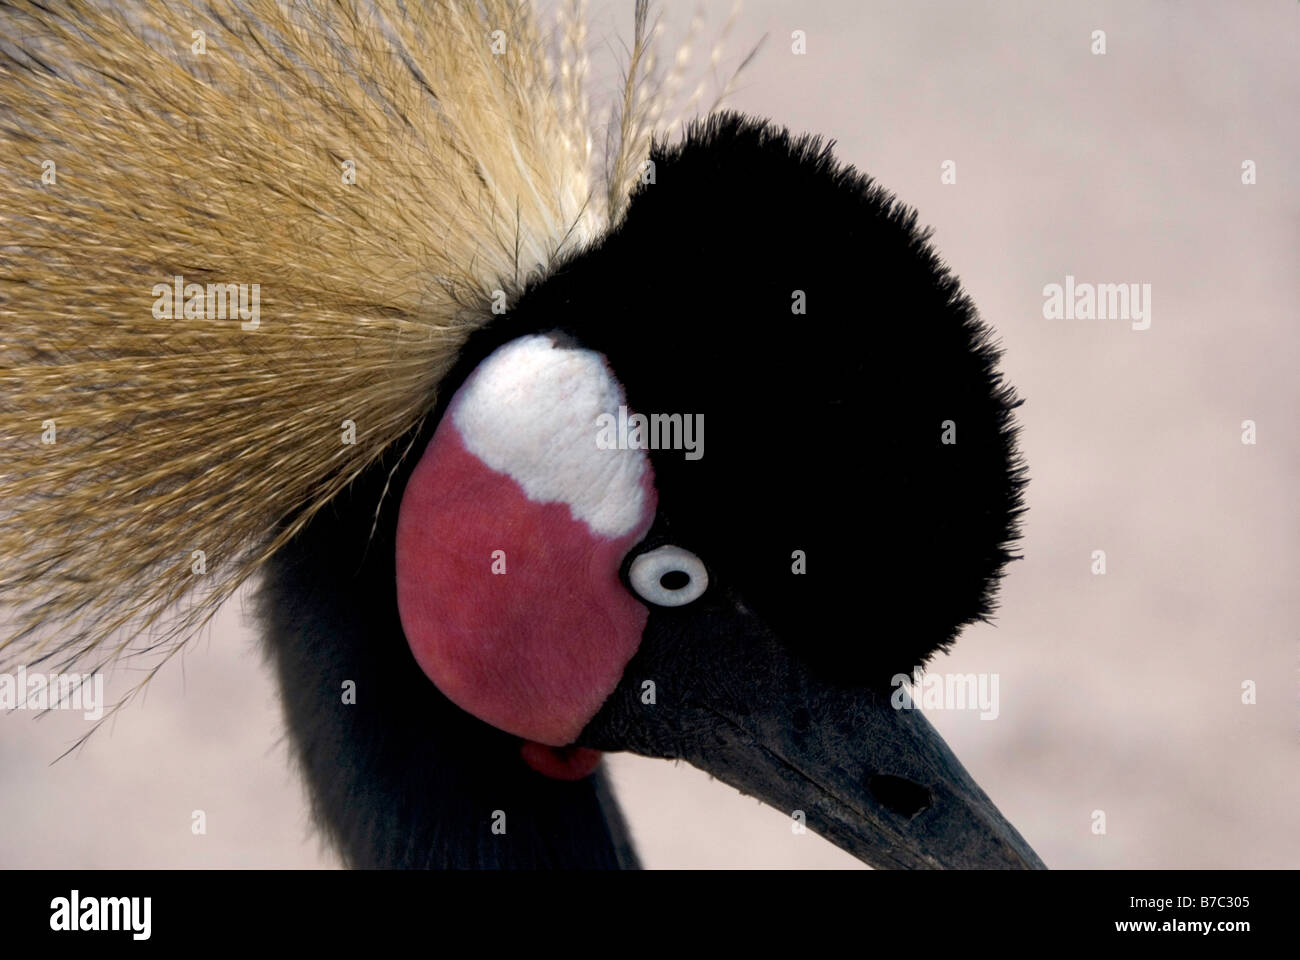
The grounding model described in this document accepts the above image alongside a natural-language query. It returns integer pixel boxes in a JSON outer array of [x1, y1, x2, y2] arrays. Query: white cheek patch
[[450, 334, 651, 539]]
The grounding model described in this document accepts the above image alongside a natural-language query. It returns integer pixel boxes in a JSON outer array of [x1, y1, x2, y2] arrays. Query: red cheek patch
[[395, 420, 656, 747]]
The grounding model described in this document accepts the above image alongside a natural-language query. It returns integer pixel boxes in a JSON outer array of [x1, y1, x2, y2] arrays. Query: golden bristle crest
[[0, 0, 755, 697]]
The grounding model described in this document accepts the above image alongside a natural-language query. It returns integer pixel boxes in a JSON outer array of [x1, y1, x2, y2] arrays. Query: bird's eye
[[627, 545, 709, 607]]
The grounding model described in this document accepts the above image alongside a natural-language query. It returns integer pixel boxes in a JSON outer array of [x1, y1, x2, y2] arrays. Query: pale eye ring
[[628, 545, 709, 607]]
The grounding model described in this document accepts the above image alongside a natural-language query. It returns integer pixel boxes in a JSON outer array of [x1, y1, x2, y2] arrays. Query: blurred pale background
[[3, 0, 1297, 868]]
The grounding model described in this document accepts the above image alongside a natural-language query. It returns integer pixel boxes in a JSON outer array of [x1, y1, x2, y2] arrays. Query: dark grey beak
[[580, 607, 1045, 870], [681, 680, 1046, 869]]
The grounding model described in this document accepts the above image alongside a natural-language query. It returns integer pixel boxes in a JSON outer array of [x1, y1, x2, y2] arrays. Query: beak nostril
[[867, 774, 932, 819]]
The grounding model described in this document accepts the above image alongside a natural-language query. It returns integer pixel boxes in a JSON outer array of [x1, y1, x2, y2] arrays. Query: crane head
[[393, 114, 1040, 869]]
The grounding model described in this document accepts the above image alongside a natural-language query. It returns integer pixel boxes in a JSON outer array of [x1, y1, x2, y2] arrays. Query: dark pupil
[[659, 570, 690, 591]]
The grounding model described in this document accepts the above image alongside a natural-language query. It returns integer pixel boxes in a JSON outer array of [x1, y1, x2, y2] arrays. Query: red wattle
[[395, 419, 656, 747], [520, 742, 604, 781]]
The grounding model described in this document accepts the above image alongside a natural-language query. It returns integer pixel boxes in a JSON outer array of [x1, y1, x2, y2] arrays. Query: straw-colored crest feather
[[0, 0, 752, 710]]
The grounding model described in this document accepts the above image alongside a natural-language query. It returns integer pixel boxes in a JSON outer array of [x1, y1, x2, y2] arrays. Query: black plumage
[[258, 114, 1031, 869]]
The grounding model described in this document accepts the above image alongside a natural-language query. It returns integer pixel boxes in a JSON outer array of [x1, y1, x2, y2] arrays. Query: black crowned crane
[[0, 0, 1040, 869]]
